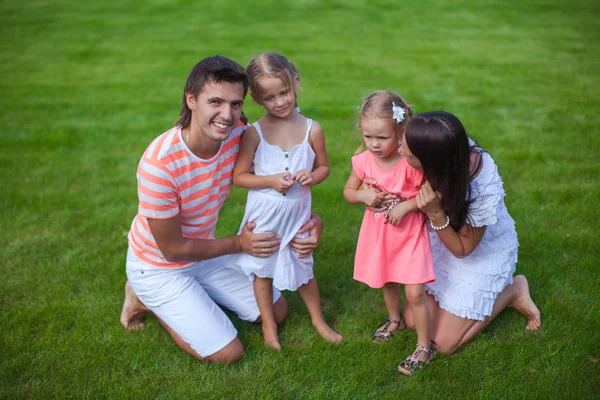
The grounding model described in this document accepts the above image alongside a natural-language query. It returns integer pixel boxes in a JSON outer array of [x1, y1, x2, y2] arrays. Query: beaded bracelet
[[429, 215, 450, 230]]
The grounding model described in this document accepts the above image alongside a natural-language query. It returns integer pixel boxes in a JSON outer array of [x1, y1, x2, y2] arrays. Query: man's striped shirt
[[128, 124, 245, 267]]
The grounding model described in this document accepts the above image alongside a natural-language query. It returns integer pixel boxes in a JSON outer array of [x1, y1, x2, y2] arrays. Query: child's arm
[[343, 169, 385, 207], [233, 126, 294, 193], [293, 121, 330, 186], [386, 198, 419, 226]]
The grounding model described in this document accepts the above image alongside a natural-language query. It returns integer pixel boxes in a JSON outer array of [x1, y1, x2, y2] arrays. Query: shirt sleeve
[[351, 152, 367, 181], [468, 154, 505, 227], [136, 158, 179, 220], [403, 158, 424, 192]]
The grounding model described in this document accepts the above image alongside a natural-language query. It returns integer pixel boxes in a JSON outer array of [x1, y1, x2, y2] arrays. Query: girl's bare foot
[[120, 281, 149, 331], [262, 325, 281, 351], [509, 275, 541, 331], [314, 322, 343, 344]]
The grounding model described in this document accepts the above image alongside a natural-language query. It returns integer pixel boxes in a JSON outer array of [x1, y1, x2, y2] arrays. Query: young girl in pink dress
[[343, 91, 436, 376]]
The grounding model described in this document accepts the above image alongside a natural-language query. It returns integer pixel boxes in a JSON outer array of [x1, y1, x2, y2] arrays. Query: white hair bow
[[392, 102, 405, 123]]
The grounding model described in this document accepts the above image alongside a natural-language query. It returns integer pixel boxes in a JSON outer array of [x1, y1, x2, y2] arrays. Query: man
[[119, 56, 322, 364]]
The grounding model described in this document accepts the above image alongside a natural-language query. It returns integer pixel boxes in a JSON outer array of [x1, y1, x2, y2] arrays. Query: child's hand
[[387, 202, 409, 226], [270, 172, 294, 193], [359, 188, 385, 208], [292, 169, 313, 186]]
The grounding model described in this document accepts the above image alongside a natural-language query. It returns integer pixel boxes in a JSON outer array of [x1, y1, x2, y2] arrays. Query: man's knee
[[205, 338, 245, 364]]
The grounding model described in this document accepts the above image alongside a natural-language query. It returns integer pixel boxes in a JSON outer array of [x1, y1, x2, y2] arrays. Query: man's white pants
[[126, 248, 281, 357]]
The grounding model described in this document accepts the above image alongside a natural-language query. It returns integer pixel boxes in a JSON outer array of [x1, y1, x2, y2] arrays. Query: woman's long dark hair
[[405, 111, 482, 230]]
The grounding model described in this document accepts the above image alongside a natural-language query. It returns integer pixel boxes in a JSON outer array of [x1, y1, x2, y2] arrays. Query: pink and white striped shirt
[[128, 124, 246, 268]]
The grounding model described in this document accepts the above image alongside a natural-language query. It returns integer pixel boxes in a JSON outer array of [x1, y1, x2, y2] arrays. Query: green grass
[[1, 0, 599, 398]]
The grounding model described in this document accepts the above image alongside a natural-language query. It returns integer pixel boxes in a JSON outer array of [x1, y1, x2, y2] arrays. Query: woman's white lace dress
[[425, 150, 519, 321]]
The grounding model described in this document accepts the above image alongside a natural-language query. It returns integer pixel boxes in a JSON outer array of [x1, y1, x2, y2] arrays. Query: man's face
[[187, 80, 245, 143]]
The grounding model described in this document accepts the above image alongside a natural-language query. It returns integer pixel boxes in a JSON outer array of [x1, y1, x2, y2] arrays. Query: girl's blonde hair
[[246, 52, 300, 106], [356, 90, 414, 154]]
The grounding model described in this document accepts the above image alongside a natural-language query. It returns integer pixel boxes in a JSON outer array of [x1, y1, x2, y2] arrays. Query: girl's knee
[[404, 285, 426, 305], [206, 338, 245, 364]]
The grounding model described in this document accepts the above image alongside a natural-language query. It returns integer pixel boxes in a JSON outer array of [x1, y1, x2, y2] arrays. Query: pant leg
[[126, 248, 238, 358], [199, 255, 282, 322]]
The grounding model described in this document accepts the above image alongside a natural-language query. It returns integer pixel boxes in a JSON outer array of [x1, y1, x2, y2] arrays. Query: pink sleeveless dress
[[352, 152, 434, 288]]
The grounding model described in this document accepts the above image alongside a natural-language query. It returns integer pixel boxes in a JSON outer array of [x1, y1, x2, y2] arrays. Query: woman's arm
[[417, 181, 486, 258], [233, 126, 293, 192]]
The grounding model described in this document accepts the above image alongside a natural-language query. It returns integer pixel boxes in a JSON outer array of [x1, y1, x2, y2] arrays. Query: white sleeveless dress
[[229, 119, 315, 291]]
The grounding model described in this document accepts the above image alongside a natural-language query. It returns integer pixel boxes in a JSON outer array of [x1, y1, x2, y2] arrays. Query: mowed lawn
[[1, 0, 599, 398]]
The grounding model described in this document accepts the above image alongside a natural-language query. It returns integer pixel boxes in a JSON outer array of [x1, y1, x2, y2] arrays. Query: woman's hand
[[289, 213, 322, 258], [416, 181, 445, 219]]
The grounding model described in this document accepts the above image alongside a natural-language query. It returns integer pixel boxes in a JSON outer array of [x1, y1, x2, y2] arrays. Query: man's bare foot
[[314, 322, 343, 344], [120, 281, 149, 331], [262, 325, 281, 351], [509, 275, 541, 331]]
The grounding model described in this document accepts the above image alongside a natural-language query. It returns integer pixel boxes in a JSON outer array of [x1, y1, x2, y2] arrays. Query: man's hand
[[238, 222, 280, 257], [290, 213, 322, 258]]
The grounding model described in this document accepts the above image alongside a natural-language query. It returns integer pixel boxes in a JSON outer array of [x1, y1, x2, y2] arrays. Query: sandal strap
[[371, 318, 405, 342], [415, 343, 435, 355], [398, 342, 437, 375], [379, 318, 403, 332]]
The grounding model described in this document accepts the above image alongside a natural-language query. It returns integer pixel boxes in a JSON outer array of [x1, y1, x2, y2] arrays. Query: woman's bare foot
[[509, 275, 541, 330], [262, 325, 281, 351], [120, 281, 149, 331], [314, 322, 343, 344]]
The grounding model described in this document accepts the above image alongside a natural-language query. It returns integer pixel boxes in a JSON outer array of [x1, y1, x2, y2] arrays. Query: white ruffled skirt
[[228, 189, 314, 292], [425, 205, 518, 321]]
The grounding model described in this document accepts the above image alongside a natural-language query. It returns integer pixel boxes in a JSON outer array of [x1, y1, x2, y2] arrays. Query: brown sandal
[[371, 317, 405, 343], [397, 341, 437, 376]]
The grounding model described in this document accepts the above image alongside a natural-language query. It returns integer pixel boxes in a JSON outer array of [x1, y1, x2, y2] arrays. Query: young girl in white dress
[[230, 52, 342, 350]]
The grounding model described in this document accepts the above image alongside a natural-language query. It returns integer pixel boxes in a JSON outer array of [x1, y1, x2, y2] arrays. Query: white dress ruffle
[[228, 119, 315, 291], [425, 150, 518, 321]]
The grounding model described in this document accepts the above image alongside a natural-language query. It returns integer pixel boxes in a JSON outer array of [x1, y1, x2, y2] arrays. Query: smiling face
[[186, 80, 245, 143], [360, 118, 401, 160], [398, 132, 423, 171], [253, 75, 297, 119]]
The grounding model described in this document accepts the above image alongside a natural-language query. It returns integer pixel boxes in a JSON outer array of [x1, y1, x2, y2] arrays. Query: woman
[[398, 111, 541, 355]]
